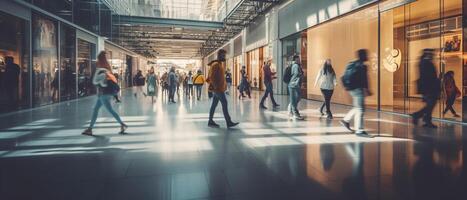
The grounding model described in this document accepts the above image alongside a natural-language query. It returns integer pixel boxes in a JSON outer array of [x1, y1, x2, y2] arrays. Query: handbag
[[148, 85, 155, 93], [103, 79, 120, 95]]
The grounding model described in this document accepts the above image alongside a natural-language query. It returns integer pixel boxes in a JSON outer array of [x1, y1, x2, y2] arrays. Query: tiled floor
[[0, 88, 466, 200]]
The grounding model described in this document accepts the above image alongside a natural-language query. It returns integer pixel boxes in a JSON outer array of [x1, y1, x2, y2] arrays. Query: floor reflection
[[0, 88, 465, 200]]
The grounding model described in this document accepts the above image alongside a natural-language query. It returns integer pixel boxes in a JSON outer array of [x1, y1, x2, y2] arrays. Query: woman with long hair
[[443, 71, 461, 117], [314, 59, 337, 119], [146, 67, 158, 103], [82, 51, 127, 136]]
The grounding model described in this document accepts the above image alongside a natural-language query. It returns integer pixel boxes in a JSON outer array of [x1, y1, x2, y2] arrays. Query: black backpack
[[97, 70, 120, 95], [283, 64, 293, 83], [341, 61, 360, 91]]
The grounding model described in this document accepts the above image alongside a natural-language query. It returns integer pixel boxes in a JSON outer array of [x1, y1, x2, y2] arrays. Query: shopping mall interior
[[0, 0, 467, 199]]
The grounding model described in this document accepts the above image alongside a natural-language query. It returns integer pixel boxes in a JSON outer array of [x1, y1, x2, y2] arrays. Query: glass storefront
[[0, 3, 139, 114], [0, 11, 30, 112], [233, 55, 243, 86], [32, 14, 59, 106], [306, 5, 379, 107], [77, 39, 96, 97], [380, 0, 463, 121], [282, 32, 308, 97], [60, 24, 76, 101], [246, 48, 262, 90], [106, 49, 129, 89], [125, 55, 133, 88], [298, 0, 464, 121]]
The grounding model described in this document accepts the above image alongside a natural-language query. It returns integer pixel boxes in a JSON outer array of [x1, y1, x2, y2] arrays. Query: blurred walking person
[[206, 49, 239, 128], [340, 49, 372, 137], [176, 71, 182, 96], [442, 71, 460, 117], [146, 67, 158, 103], [225, 69, 232, 95], [193, 70, 205, 100], [411, 49, 441, 128], [4, 56, 20, 107], [186, 71, 194, 98], [260, 59, 279, 109], [168, 67, 177, 103], [133, 70, 145, 97], [314, 59, 337, 119], [287, 55, 304, 120], [82, 51, 127, 136], [238, 66, 248, 99]]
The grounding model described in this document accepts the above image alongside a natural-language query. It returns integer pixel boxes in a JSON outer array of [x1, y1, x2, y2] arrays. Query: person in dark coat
[[411, 49, 441, 128], [4, 56, 20, 106], [260, 59, 279, 109], [442, 71, 460, 117]]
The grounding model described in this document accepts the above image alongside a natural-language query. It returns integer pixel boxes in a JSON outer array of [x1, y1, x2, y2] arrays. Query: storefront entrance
[[246, 47, 265, 91], [77, 39, 96, 97], [282, 32, 307, 97]]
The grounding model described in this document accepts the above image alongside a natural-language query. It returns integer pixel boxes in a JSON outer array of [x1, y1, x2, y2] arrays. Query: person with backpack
[[193, 70, 205, 100], [286, 55, 304, 120], [260, 59, 279, 109], [206, 49, 239, 128], [410, 49, 441, 128], [314, 59, 337, 119], [340, 49, 372, 137], [82, 51, 127, 136]]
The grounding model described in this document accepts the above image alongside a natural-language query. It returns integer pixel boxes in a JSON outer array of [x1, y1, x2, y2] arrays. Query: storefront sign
[[383, 48, 402, 72]]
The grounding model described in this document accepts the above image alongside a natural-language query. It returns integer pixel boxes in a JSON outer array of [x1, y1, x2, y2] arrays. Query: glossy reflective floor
[[0, 88, 466, 200]]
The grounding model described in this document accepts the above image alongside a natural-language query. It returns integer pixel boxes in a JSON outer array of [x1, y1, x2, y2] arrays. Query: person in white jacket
[[82, 51, 127, 136], [314, 59, 337, 119]]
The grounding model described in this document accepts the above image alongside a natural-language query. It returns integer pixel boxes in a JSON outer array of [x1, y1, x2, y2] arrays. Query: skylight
[[126, 0, 224, 21]]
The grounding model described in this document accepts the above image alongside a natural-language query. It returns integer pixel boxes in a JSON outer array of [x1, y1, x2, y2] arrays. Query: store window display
[[306, 5, 379, 107], [78, 39, 96, 97], [0, 11, 30, 112], [60, 25, 76, 100], [32, 14, 58, 106], [379, 0, 463, 120]]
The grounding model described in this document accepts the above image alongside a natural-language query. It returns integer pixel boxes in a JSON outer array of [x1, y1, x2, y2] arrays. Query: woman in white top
[[314, 59, 337, 119]]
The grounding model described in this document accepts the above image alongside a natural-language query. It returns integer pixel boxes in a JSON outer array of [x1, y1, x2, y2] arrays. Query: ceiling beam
[[116, 15, 224, 30]]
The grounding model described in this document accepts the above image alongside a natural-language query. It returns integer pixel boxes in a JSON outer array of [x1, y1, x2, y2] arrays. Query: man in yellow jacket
[[206, 49, 239, 128]]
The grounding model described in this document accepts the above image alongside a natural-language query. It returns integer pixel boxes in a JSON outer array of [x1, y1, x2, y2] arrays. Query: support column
[[463, 0, 467, 122]]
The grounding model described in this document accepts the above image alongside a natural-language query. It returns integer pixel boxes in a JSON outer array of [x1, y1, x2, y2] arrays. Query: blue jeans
[[260, 82, 277, 105], [169, 85, 176, 101], [89, 95, 124, 128], [195, 85, 203, 99], [343, 88, 365, 133], [209, 92, 232, 123], [288, 86, 301, 115]]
